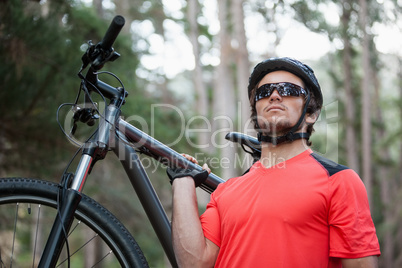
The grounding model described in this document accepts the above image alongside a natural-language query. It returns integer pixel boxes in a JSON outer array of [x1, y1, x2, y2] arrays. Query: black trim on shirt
[[311, 152, 349, 177]]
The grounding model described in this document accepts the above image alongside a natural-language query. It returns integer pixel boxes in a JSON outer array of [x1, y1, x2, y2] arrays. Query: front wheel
[[0, 178, 149, 267]]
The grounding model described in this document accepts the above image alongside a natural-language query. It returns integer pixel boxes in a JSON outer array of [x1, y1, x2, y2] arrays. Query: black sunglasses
[[255, 82, 307, 102]]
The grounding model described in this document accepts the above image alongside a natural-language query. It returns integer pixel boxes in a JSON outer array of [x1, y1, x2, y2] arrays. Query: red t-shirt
[[200, 149, 380, 267]]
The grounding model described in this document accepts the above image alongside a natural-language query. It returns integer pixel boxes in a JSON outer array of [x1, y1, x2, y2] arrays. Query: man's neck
[[259, 139, 309, 168]]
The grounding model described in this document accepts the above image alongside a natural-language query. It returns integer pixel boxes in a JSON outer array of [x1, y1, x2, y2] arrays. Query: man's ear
[[306, 110, 320, 124]]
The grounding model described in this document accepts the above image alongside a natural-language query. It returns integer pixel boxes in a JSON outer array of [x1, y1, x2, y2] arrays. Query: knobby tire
[[0, 178, 149, 268]]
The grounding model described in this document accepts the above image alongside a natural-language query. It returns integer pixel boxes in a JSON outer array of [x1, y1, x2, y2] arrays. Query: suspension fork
[[37, 156, 90, 268], [39, 104, 120, 267], [37, 185, 83, 267]]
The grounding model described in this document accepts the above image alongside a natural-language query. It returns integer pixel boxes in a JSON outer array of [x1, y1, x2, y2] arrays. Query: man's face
[[255, 71, 309, 137]]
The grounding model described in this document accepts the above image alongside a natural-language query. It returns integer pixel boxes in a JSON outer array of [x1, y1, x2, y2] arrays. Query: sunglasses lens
[[255, 83, 306, 101]]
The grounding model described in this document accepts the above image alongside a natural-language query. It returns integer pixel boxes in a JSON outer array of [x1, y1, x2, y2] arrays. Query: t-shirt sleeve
[[200, 190, 221, 247], [328, 169, 381, 258]]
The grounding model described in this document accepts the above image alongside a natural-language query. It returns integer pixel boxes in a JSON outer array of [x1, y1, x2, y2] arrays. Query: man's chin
[[258, 122, 292, 137]]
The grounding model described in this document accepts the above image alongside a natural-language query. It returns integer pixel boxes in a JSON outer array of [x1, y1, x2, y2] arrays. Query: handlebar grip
[[100, 15, 125, 51], [225, 132, 260, 147]]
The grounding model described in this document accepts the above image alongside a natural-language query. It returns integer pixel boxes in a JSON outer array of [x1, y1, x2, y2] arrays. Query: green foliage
[[0, 1, 201, 266], [291, 0, 335, 35], [0, 0, 76, 177], [2, 0, 402, 266], [0, 1, 144, 177]]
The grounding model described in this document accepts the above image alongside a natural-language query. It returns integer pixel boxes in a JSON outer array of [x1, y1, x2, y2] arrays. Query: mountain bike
[[0, 16, 261, 268]]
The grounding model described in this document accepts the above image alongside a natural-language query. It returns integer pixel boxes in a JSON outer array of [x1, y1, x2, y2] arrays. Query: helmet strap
[[258, 132, 310, 145], [257, 91, 311, 145]]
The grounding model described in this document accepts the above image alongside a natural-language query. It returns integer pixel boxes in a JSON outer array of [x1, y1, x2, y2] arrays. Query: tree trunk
[[186, 0, 213, 208], [92, 0, 104, 19], [114, 0, 133, 34], [399, 57, 402, 206], [215, 0, 237, 180], [373, 64, 394, 268], [187, 0, 211, 153], [396, 57, 402, 268], [231, 0, 253, 172], [341, 0, 359, 173], [232, 0, 250, 131], [359, 0, 373, 205]]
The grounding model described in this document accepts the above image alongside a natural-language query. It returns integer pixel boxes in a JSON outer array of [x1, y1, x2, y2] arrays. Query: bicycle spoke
[[56, 233, 98, 267], [1, 249, 6, 268], [90, 250, 114, 268], [0, 178, 148, 267], [10, 203, 19, 268], [68, 220, 81, 237], [32, 204, 41, 268]]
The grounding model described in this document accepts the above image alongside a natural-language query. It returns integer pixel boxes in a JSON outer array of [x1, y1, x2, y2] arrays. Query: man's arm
[[172, 176, 219, 267], [341, 256, 378, 268]]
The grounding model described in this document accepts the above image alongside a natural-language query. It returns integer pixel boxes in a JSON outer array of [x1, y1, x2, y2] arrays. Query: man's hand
[[166, 167, 209, 187], [167, 154, 211, 187]]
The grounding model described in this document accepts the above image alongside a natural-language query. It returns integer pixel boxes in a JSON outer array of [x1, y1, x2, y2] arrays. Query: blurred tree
[[340, 0, 359, 172], [232, 0, 251, 134], [0, 0, 77, 178], [186, 0, 210, 154], [0, 0, 174, 266], [2, 0, 402, 266], [359, 0, 373, 206], [291, 0, 401, 266], [214, 0, 237, 180]]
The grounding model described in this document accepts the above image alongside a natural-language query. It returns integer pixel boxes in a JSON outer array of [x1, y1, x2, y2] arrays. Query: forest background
[[1, 0, 401, 267]]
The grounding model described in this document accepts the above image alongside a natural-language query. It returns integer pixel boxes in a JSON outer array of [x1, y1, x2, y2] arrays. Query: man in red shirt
[[169, 57, 380, 267]]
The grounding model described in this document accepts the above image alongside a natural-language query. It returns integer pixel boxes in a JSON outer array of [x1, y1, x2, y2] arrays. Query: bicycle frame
[[40, 96, 225, 267], [113, 117, 225, 266], [38, 16, 232, 267]]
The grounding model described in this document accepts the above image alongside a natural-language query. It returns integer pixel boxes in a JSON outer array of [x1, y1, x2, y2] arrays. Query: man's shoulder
[[309, 152, 350, 177]]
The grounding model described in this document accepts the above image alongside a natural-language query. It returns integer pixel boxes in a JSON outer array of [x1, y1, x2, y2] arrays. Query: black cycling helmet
[[248, 57, 323, 145], [248, 57, 323, 108]]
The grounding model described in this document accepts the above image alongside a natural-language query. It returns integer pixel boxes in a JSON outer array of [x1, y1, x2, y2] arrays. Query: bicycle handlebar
[[225, 132, 261, 161], [225, 132, 260, 148], [80, 15, 125, 72], [100, 15, 125, 51]]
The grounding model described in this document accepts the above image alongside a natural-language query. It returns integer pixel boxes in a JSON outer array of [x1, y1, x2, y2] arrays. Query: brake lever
[[81, 41, 121, 71], [72, 104, 100, 129], [241, 144, 261, 163], [225, 132, 261, 162], [70, 108, 99, 136], [71, 122, 78, 136], [80, 16, 125, 71]]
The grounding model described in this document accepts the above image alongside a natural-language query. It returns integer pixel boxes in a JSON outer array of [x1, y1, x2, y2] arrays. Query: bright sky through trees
[[82, 0, 402, 78]]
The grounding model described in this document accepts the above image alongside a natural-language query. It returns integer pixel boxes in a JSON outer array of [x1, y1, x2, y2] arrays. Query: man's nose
[[270, 89, 282, 101]]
